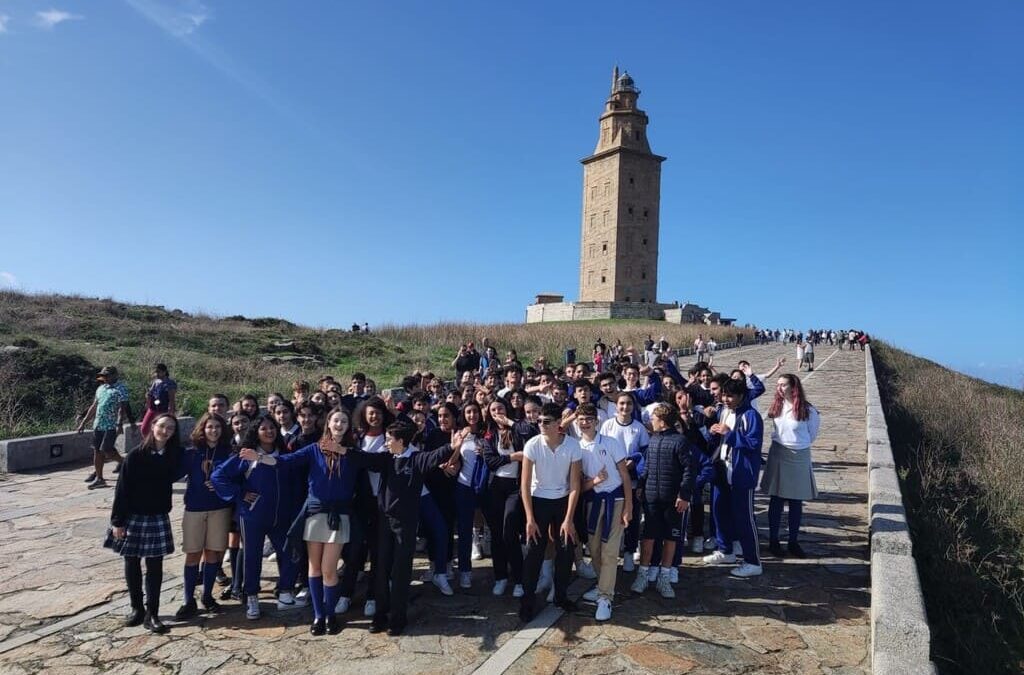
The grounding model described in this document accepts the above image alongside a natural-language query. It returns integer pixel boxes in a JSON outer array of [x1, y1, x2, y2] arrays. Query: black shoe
[[787, 542, 807, 559], [219, 586, 238, 601], [84, 472, 96, 483], [554, 598, 578, 613], [201, 597, 222, 613], [518, 601, 535, 623], [144, 612, 169, 634], [326, 614, 342, 635], [310, 618, 326, 636], [216, 572, 229, 586], [125, 607, 145, 627], [174, 601, 197, 620], [368, 619, 387, 634], [387, 622, 406, 637], [769, 540, 785, 557]]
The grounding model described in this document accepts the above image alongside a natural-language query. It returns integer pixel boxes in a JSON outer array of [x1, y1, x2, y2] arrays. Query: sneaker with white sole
[[622, 555, 636, 573], [295, 587, 310, 604], [670, 567, 679, 584], [276, 591, 306, 610], [432, 574, 454, 596], [512, 584, 525, 598], [459, 571, 472, 589], [630, 569, 650, 594], [647, 565, 659, 582], [656, 572, 675, 598], [335, 596, 351, 614], [246, 595, 260, 620], [703, 550, 737, 565], [363, 599, 376, 617], [492, 579, 508, 596], [576, 560, 597, 580], [582, 588, 600, 603], [595, 598, 612, 621], [730, 563, 763, 578], [690, 536, 704, 554]]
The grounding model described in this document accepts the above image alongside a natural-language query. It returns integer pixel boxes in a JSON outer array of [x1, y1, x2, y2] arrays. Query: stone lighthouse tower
[[578, 67, 666, 303]]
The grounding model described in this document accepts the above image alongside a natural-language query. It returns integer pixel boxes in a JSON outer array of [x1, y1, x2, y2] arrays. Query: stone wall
[[864, 345, 937, 674], [525, 301, 673, 323]]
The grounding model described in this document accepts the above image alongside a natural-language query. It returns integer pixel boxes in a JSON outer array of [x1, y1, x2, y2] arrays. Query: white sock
[[660, 566, 672, 577], [637, 565, 649, 575]]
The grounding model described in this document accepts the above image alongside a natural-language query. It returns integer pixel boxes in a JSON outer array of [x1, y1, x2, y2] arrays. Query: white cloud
[[123, 0, 210, 38], [0, 14, 11, 33], [36, 9, 84, 29], [0, 272, 17, 287]]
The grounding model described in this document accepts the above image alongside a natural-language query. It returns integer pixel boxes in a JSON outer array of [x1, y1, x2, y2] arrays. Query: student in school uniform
[[763, 374, 821, 558], [269, 407, 360, 635], [211, 414, 303, 620], [174, 412, 233, 620], [574, 403, 632, 621], [103, 413, 182, 634], [598, 392, 650, 573], [629, 404, 696, 599], [339, 420, 459, 635], [481, 398, 526, 597], [519, 402, 583, 623], [453, 401, 488, 589], [702, 378, 765, 578]]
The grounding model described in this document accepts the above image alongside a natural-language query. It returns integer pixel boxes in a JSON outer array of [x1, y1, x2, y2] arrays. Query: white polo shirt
[[523, 434, 582, 499], [578, 433, 627, 495]]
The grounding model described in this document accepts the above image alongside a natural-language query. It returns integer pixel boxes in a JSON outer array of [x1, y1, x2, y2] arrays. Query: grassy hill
[[872, 342, 1024, 674], [0, 290, 744, 439]]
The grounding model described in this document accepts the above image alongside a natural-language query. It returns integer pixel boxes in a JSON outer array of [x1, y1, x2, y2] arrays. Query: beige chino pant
[[587, 499, 625, 600]]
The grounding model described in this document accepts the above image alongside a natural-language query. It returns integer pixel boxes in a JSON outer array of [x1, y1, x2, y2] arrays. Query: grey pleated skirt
[[761, 441, 818, 501]]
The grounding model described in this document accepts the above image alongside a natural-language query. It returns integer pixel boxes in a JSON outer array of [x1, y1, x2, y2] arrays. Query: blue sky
[[1, 1, 1021, 387]]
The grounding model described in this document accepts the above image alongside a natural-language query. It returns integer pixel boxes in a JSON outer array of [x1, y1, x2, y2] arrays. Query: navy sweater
[[180, 444, 233, 512], [212, 452, 302, 528]]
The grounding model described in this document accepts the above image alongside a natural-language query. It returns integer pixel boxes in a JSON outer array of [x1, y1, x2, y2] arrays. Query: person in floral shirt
[[77, 366, 137, 490]]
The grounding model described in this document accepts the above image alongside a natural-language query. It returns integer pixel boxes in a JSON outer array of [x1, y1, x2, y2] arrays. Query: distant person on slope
[[140, 363, 176, 437]]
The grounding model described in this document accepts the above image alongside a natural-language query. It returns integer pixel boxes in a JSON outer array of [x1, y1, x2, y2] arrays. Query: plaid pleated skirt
[[103, 514, 175, 558]]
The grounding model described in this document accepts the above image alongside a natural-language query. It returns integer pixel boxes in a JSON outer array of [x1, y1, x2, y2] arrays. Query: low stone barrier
[[865, 345, 937, 674], [0, 417, 196, 473]]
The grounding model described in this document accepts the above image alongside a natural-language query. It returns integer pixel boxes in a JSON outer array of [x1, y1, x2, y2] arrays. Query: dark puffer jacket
[[641, 428, 696, 503]]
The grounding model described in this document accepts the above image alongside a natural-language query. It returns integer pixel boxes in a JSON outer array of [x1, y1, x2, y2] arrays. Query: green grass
[[0, 290, 744, 439]]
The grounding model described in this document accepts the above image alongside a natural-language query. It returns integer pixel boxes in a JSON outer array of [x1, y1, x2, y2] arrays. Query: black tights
[[125, 556, 164, 614]]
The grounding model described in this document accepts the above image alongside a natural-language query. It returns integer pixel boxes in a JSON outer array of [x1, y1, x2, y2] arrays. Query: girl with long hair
[[481, 398, 526, 597], [763, 374, 821, 558], [453, 401, 487, 589], [103, 413, 183, 634]]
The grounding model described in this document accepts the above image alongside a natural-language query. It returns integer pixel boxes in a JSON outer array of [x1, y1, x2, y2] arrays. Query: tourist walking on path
[[763, 374, 820, 558], [77, 366, 136, 490], [141, 363, 177, 436], [103, 413, 182, 634]]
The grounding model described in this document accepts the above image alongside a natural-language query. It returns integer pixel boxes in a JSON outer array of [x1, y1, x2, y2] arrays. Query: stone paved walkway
[[0, 343, 868, 674]]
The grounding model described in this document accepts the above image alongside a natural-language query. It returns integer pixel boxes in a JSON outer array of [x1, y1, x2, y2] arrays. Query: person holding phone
[[518, 402, 583, 623]]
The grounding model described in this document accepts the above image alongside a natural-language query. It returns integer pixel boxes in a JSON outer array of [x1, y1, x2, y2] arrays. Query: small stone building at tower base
[[525, 296, 735, 326]]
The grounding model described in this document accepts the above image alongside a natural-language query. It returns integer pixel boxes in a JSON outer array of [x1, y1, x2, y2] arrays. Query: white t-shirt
[[523, 434, 582, 499], [493, 437, 519, 479], [362, 434, 387, 496], [579, 433, 627, 495], [718, 409, 738, 485], [771, 402, 820, 450], [457, 434, 480, 487], [598, 417, 650, 456]]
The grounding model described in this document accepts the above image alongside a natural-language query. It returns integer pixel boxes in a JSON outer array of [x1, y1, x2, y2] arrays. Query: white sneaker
[[582, 588, 600, 603], [363, 599, 376, 617], [295, 586, 310, 603], [595, 598, 612, 622], [630, 569, 650, 594], [622, 555, 636, 573], [733, 541, 743, 556], [246, 595, 260, 620], [703, 551, 737, 565], [730, 563, 763, 578], [492, 579, 508, 596], [647, 566, 659, 582], [459, 571, 472, 589], [276, 591, 305, 610], [432, 574, 454, 596], [670, 567, 679, 584], [576, 560, 597, 580], [690, 536, 704, 554], [335, 596, 351, 614], [512, 584, 525, 598], [656, 572, 676, 598]]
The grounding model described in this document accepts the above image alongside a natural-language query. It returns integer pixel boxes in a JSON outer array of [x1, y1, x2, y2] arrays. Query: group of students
[[101, 344, 821, 638]]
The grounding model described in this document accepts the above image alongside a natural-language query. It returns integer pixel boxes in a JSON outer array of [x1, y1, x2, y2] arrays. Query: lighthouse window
[[643, 209, 649, 218], [634, 130, 641, 140], [642, 237, 648, 245], [627, 206, 633, 215]]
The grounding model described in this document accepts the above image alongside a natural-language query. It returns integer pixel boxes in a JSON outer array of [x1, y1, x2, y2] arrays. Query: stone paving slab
[[0, 343, 869, 674]]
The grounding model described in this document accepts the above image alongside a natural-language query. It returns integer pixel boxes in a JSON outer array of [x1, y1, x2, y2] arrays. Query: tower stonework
[[578, 68, 666, 303]]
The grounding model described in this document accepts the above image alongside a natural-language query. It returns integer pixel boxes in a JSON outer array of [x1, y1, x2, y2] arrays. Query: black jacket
[[641, 429, 696, 503], [111, 445, 180, 527], [350, 445, 455, 524]]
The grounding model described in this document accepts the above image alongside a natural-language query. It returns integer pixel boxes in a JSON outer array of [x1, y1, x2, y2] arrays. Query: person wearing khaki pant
[[575, 403, 633, 622]]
